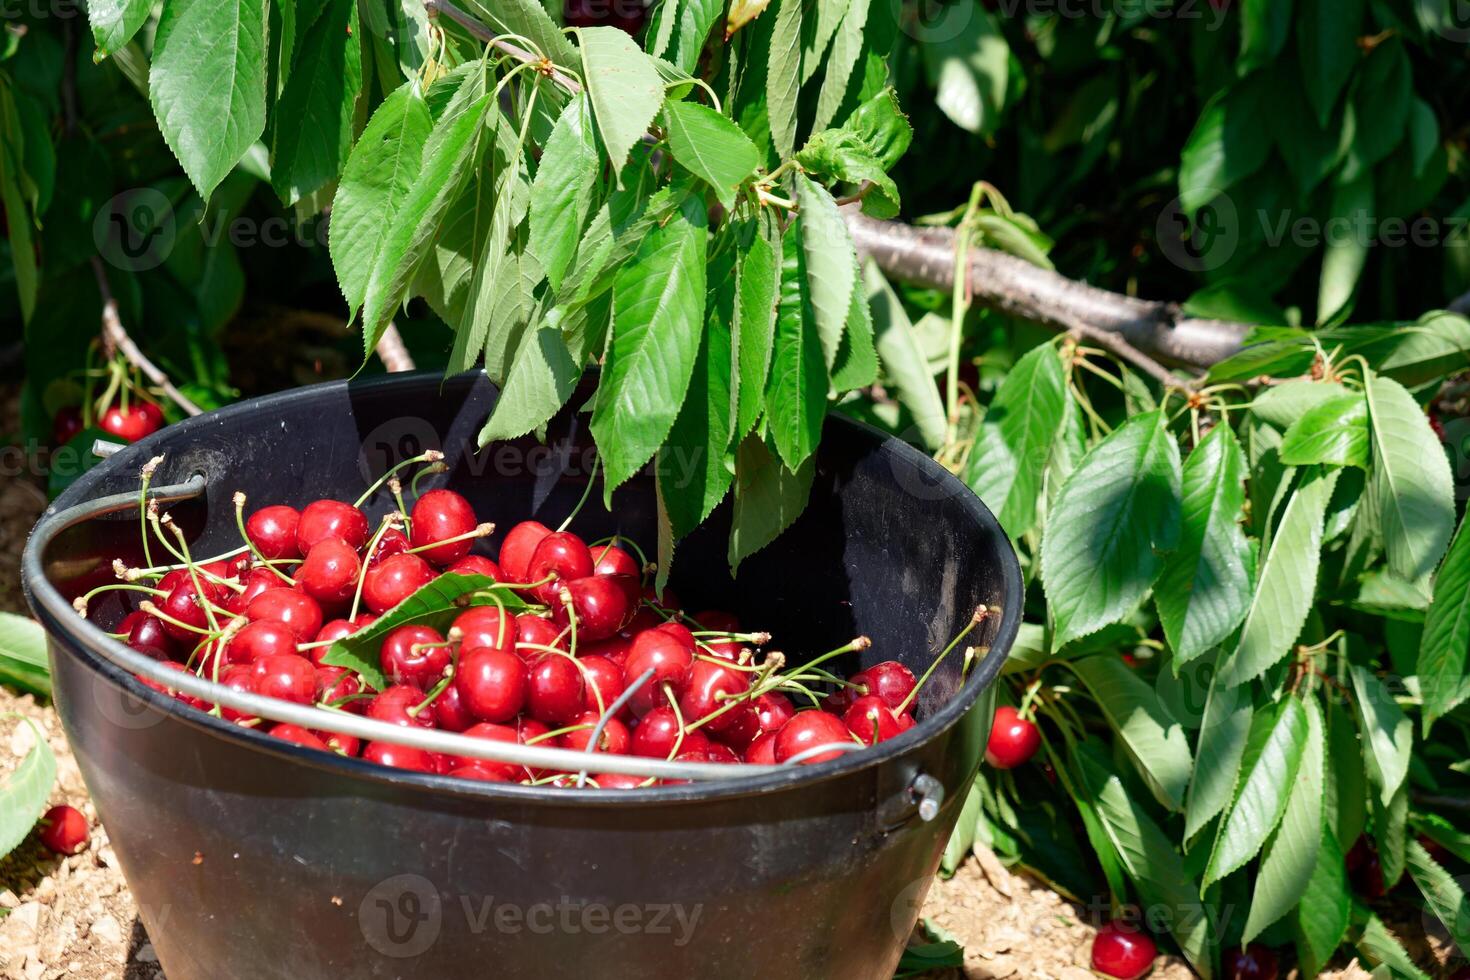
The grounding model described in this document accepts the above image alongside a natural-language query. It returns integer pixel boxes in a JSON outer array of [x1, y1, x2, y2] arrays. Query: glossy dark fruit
[[379, 624, 451, 690], [593, 772, 645, 789], [98, 401, 164, 442], [37, 805, 88, 855], [295, 499, 370, 552], [985, 705, 1041, 769], [774, 711, 852, 764], [51, 405, 84, 446], [432, 683, 475, 733], [557, 711, 630, 754], [365, 685, 436, 729], [245, 505, 301, 560], [526, 531, 595, 603], [497, 520, 552, 583], [524, 654, 586, 726], [552, 574, 638, 640], [361, 552, 436, 614], [157, 576, 222, 641], [843, 695, 904, 745], [678, 659, 749, 728], [515, 614, 564, 652], [267, 723, 329, 751], [121, 611, 174, 659], [249, 654, 317, 705], [1091, 922, 1156, 980], [452, 605, 513, 653], [577, 654, 626, 715], [623, 629, 695, 715], [362, 741, 436, 772], [443, 722, 520, 776], [226, 619, 300, 664], [753, 692, 796, 734], [744, 731, 777, 764], [591, 542, 641, 578], [849, 660, 916, 711], [246, 588, 323, 642], [455, 648, 527, 723], [296, 539, 361, 605], [1221, 944, 1279, 980], [446, 554, 501, 580], [410, 489, 479, 566]]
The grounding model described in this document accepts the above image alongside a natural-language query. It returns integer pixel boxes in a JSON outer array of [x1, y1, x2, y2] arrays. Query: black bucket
[[22, 372, 1021, 979]]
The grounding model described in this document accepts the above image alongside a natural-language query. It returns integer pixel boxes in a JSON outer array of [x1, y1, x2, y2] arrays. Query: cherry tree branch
[[424, 0, 584, 93], [376, 322, 417, 373], [90, 258, 204, 417]]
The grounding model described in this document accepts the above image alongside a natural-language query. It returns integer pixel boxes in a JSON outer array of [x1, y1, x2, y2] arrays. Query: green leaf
[[1203, 697, 1309, 888], [0, 612, 50, 698], [578, 26, 665, 168], [329, 81, 434, 321], [477, 326, 580, 445], [941, 781, 982, 876], [1071, 656, 1194, 812], [0, 719, 56, 858], [831, 253, 877, 391], [150, 0, 269, 199], [765, 0, 804, 157], [811, 0, 870, 134], [847, 87, 913, 171], [1239, 0, 1294, 73], [456, 0, 580, 67], [659, 264, 735, 538], [1326, 695, 1368, 849], [1219, 466, 1335, 687], [734, 212, 781, 444], [1074, 742, 1214, 978], [1184, 667, 1252, 843], [766, 220, 829, 471], [529, 94, 600, 292], [663, 101, 759, 209], [271, 0, 362, 204], [1040, 411, 1182, 649], [964, 344, 1067, 539], [795, 127, 901, 220], [1179, 78, 1271, 213], [663, 0, 724, 75], [795, 173, 856, 370], [360, 86, 492, 354], [1243, 697, 1324, 943], [1156, 425, 1254, 663], [1421, 511, 1470, 727], [1356, 909, 1431, 980], [1296, 0, 1365, 126], [88, 0, 154, 56], [866, 261, 945, 452], [916, 2, 1010, 136], [1345, 38, 1411, 178], [323, 574, 525, 690], [1407, 840, 1470, 959], [1317, 171, 1374, 325], [591, 197, 707, 494], [1291, 825, 1351, 978], [1366, 370, 1456, 584], [1349, 663, 1411, 808], [1279, 392, 1369, 467], [728, 433, 816, 572], [0, 131, 35, 323]]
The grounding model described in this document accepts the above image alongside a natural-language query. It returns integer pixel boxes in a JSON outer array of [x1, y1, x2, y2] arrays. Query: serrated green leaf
[[811, 0, 870, 133], [1184, 665, 1252, 844], [150, 0, 269, 199], [0, 719, 56, 858], [1291, 824, 1351, 977], [1041, 412, 1182, 649], [866, 261, 944, 452], [88, 0, 154, 56], [477, 326, 580, 446], [1349, 663, 1411, 808], [1244, 697, 1324, 943], [1407, 840, 1470, 959], [766, 219, 828, 471], [916, 2, 1010, 137], [1157, 425, 1253, 663], [578, 26, 665, 168], [734, 211, 781, 444], [1326, 694, 1368, 849], [1071, 656, 1194, 812], [1279, 392, 1369, 467], [664, 101, 759, 209], [1421, 511, 1470, 727], [271, 0, 361, 204], [664, 0, 723, 74], [728, 433, 815, 572], [529, 94, 600, 291], [591, 197, 707, 493], [794, 173, 856, 370], [964, 344, 1066, 539], [1204, 697, 1308, 888], [1356, 909, 1431, 980], [765, 0, 803, 157], [831, 252, 877, 391], [1366, 369, 1456, 584], [0, 612, 49, 698], [1179, 79, 1271, 214], [1219, 466, 1335, 687], [456, 0, 579, 67]]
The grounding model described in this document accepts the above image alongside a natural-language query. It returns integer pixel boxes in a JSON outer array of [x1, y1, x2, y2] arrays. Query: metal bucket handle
[[23, 471, 880, 785]]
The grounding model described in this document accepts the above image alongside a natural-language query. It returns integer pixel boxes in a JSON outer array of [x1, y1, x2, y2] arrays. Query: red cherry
[[629, 707, 684, 758], [705, 742, 740, 764], [594, 772, 645, 789], [296, 499, 370, 553], [379, 624, 450, 690], [985, 705, 1041, 768], [446, 554, 501, 580], [623, 629, 694, 715], [525, 654, 585, 726], [1091, 922, 1156, 980], [250, 654, 317, 705], [245, 505, 302, 560], [246, 589, 323, 642], [497, 520, 552, 582], [156, 576, 222, 641], [214, 665, 260, 723], [227, 619, 300, 664], [652, 621, 697, 651], [744, 731, 777, 764], [708, 702, 760, 751], [552, 574, 638, 640], [315, 665, 362, 709], [444, 722, 520, 775], [774, 711, 852, 764], [137, 661, 207, 709], [526, 531, 594, 603], [514, 614, 564, 652], [1221, 944, 1279, 980], [558, 711, 630, 754], [693, 609, 741, 633], [754, 692, 796, 733], [121, 611, 174, 659], [312, 617, 362, 651], [363, 741, 436, 772], [578, 655, 626, 715], [844, 695, 904, 745], [451, 605, 512, 653], [432, 683, 475, 732], [591, 542, 641, 578], [410, 489, 479, 566], [366, 527, 410, 566], [449, 763, 515, 783], [98, 401, 164, 442], [296, 539, 362, 606], [365, 685, 435, 728], [268, 723, 329, 751], [51, 405, 84, 446], [580, 633, 634, 667], [362, 553, 436, 614], [37, 805, 88, 855], [455, 648, 526, 723], [678, 659, 750, 728], [850, 660, 916, 711], [225, 567, 285, 614]]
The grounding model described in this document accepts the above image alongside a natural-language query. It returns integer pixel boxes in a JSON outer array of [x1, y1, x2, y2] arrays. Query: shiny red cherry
[[630, 707, 708, 758], [361, 552, 436, 614], [250, 654, 317, 705], [524, 653, 585, 726], [98, 401, 164, 442], [850, 660, 916, 711], [455, 648, 526, 723], [578, 655, 625, 715], [558, 711, 630, 754], [1091, 922, 1156, 980], [432, 683, 475, 732], [744, 731, 777, 764], [678, 659, 749, 728], [365, 684, 435, 728], [444, 722, 520, 776], [754, 692, 796, 733], [379, 624, 451, 690], [449, 763, 515, 783], [985, 705, 1041, 769], [225, 567, 286, 614], [37, 805, 88, 855], [552, 574, 638, 640], [214, 664, 260, 723], [515, 614, 564, 652], [296, 539, 361, 605], [409, 489, 479, 566], [296, 499, 369, 552], [451, 605, 512, 653], [844, 695, 904, 744], [363, 741, 436, 772], [245, 505, 301, 560], [774, 711, 852, 764], [268, 723, 329, 751], [121, 611, 174, 659], [446, 554, 501, 580], [591, 542, 640, 578], [246, 588, 323, 642], [315, 665, 362, 708], [497, 520, 552, 582], [594, 772, 645, 789], [156, 576, 222, 641], [623, 629, 694, 715], [526, 531, 594, 603], [226, 619, 299, 664]]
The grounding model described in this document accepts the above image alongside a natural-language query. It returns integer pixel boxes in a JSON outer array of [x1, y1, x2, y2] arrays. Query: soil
[[0, 384, 1450, 980]]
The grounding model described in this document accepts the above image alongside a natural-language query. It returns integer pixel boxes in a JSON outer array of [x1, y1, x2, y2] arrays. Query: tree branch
[[846, 212, 1251, 371], [423, 0, 583, 94], [375, 322, 416, 373], [90, 257, 204, 417]]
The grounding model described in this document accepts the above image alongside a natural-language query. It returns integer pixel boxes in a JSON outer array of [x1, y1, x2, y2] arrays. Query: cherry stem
[[575, 666, 655, 788], [137, 456, 161, 571], [523, 722, 594, 745], [664, 685, 687, 759], [408, 665, 456, 716], [166, 521, 222, 634], [232, 492, 296, 585], [556, 452, 601, 533], [403, 522, 495, 555], [350, 516, 400, 621], [352, 450, 444, 508], [74, 582, 165, 616], [559, 590, 578, 657], [138, 600, 214, 637], [409, 462, 448, 498], [896, 606, 989, 717]]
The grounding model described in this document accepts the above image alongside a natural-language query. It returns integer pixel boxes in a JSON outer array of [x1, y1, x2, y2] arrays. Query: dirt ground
[[0, 383, 1448, 980]]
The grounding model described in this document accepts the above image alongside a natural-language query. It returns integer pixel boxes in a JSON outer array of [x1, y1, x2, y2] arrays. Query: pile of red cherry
[[93, 468, 944, 789]]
